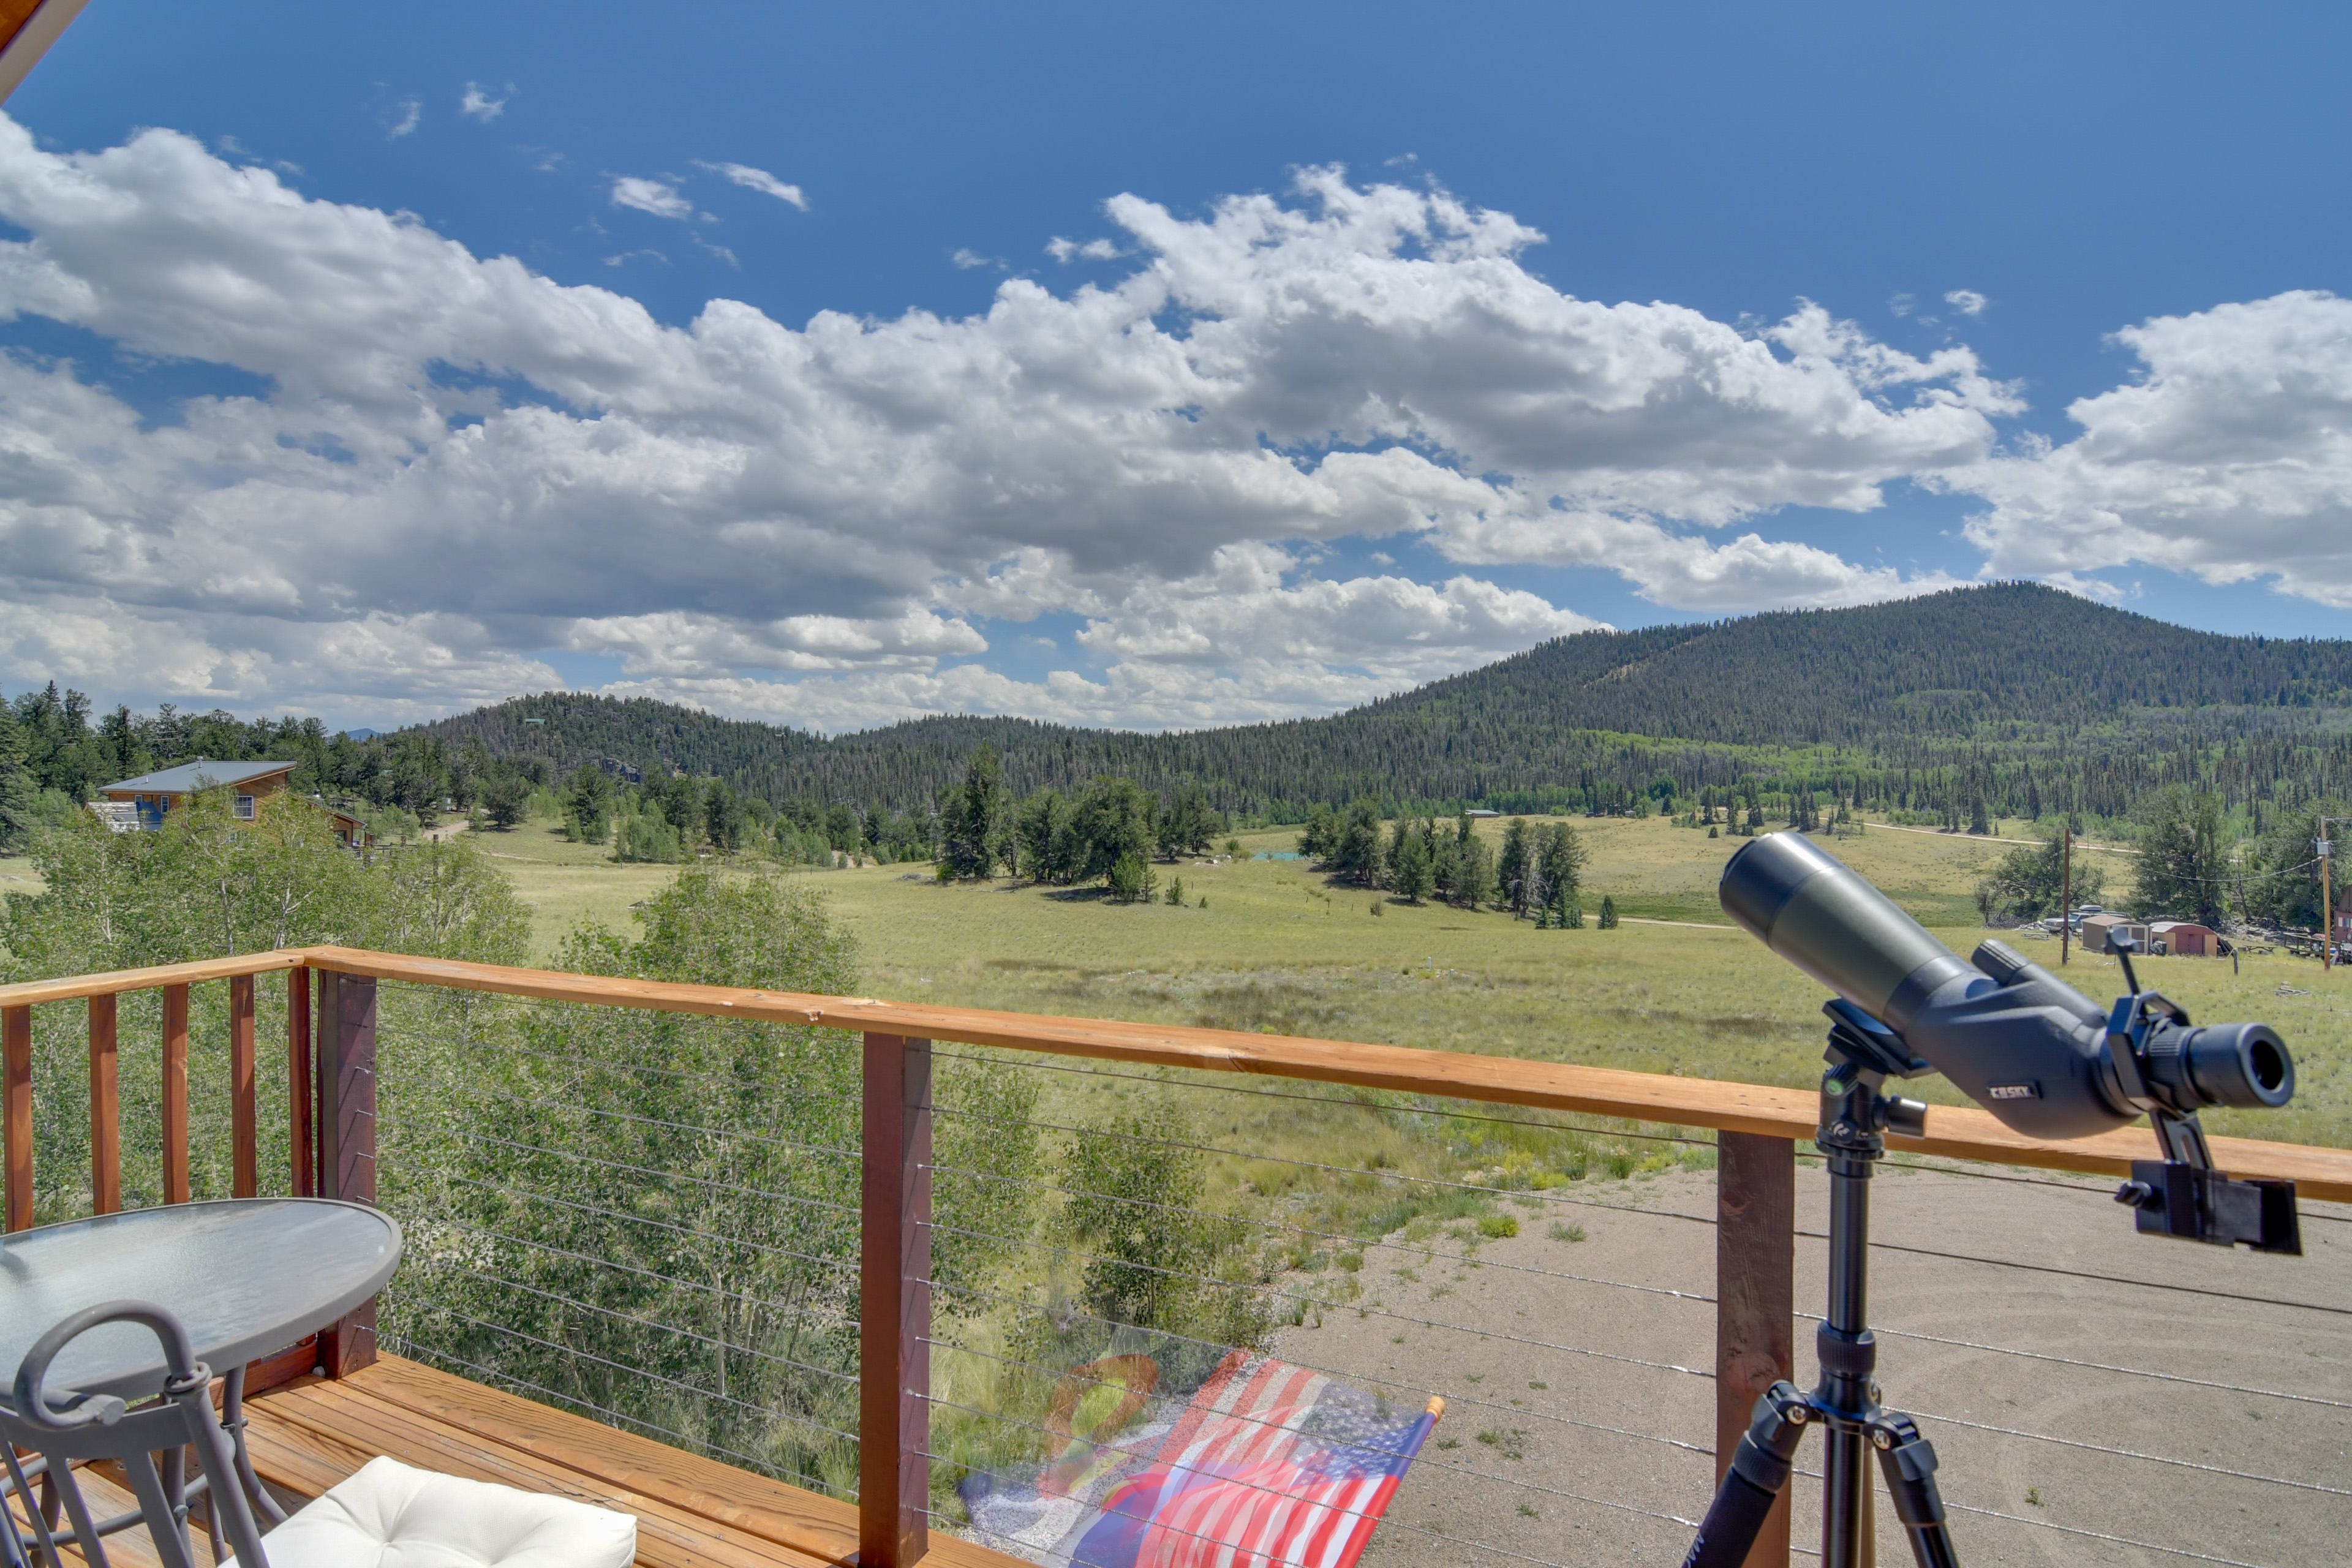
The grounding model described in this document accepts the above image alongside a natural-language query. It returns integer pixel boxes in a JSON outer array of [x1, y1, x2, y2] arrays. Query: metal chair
[[1, 1300, 273, 1568]]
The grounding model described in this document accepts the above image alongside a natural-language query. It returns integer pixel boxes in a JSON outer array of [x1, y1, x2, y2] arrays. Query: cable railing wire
[[924, 1159, 1717, 1306], [428, 1216, 855, 1319], [929, 1101, 1720, 1226], [922, 1495, 1597, 1568], [424, 1259, 858, 1388], [921, 1390, 1700, 1552], [1906, 1408, 2352, 1499], [479, 1036, 869, 1099], [921, 1335, 1713, 1462], [437, 1173, 863, 1277], [1793, 1229, 2352, 1316], [920, 1248, 1711, 1382], [930, 1278, 1698, 1442], [401, 1302, 858, 1442], [447, 1084, 864, 1164], [1844, 1316, 2352, 1420], [1939, 1499, 2275, 1568], [929, 1047, 1716, 1150], [378, 1332, 842, 1499], [381, 1115, 862, 1221]]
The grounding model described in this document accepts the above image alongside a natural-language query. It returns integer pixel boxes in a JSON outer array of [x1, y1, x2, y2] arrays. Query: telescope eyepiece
[[2184, 1022, 2294, 1110]]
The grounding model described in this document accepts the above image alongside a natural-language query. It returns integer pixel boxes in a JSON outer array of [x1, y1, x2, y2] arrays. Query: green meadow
[[6, 810, 2342, 1150], [287, 809, 2348, 1153]]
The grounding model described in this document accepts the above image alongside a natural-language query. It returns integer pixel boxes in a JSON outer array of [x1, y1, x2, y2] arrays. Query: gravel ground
[[1273, 1161, 2352, 1568]]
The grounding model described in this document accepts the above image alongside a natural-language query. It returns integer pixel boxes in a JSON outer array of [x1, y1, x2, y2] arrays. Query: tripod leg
[[1683, 1384, 1811, 1568], [1869, 1413, 1958, 1568]]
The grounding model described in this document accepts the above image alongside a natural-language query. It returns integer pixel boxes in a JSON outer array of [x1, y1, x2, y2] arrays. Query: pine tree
[[0, 705, 34, 850], [938, 745, 1008, 880], [2131, 787, 2230, 925], [1597, 894, 1619, 929], [1499, 818, 1531, 916], [1393, 830, 1434, 903]]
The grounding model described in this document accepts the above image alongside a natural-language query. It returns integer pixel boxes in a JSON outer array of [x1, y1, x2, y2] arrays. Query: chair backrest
[[2, 1301, 272, 1568]]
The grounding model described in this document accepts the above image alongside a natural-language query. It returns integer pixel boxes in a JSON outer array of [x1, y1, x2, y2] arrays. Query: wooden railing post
[[3, 1005, 29, 1232], [88, 993, 119, 1215], [230, 974, 257, 1199], [861, 1031, 932, 1568], [315, 970, 379, 1376], [288, 965, 314, 1197], [162, 982, 190, 1205], [1716, 1131, 1795, 1568]]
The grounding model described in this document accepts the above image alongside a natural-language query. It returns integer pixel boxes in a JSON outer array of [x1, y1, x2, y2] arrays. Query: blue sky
[[2, 1, 2348, 730]]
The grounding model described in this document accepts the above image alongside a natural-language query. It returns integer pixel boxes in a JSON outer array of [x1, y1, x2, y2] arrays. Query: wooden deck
[[244, 1357, 1024, 1568]]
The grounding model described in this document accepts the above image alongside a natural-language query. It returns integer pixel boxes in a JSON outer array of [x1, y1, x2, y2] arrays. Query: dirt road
[[1275, 1162, 2350, 1567]]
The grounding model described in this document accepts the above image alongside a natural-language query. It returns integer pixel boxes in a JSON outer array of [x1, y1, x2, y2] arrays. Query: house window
[[235, 794, 256, 820]]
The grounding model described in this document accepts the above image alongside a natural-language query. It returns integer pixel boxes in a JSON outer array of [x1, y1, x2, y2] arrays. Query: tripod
[[1684, 1003, 1960, 1568]]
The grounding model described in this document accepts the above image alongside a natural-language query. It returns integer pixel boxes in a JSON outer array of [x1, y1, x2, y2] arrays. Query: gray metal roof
[[101, 759, 295, 794]]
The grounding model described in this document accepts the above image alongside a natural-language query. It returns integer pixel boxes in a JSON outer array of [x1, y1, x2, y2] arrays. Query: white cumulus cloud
[[1945, 288, 1988, 317], [2, 121, 2320, 730], [1950, 291, 2352, 606], [459, 83, 508, 123], [609, 175, 692, 221], [693, 160, 809, 210]]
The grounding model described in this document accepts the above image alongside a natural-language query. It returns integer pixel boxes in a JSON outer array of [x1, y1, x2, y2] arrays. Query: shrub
[[612, 809, 685, 864], [1107, 851, 1147, 903]]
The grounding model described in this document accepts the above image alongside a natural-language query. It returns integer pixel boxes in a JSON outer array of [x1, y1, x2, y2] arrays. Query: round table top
[[0, 1199, 402, 1403]]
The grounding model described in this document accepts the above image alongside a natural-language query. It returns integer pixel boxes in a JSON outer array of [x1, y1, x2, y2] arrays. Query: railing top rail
[[0, 950, 304, 1009], [292, 946, 2352, 1202]]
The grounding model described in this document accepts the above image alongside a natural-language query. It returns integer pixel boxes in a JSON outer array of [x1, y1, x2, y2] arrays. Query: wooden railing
[[5, 946, 2349, 1568]]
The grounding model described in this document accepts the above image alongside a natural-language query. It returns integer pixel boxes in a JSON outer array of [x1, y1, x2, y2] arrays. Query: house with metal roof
[[94, 758, 372, 847]]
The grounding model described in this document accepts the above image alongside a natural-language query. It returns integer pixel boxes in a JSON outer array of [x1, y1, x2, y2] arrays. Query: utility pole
[[2059, 824, 2073, 967], [2321, 817, 2334, 974]]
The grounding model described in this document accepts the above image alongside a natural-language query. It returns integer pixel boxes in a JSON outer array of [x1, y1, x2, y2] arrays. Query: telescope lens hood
[[2182, 1022, 2294, 1110], [1721, 832, 1970, 1031]]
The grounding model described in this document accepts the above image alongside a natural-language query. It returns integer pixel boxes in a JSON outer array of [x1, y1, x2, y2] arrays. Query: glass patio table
[[1, 1198, 402, 1537]]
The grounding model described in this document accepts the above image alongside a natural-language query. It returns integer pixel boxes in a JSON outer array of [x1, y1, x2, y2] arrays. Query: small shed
[[2078, 914, 2150, 955], [2147, 920, 2219, 957]]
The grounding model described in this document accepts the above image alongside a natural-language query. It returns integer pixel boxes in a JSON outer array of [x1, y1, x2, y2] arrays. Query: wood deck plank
[[249, 1379, 829, 1568], [344, 1357, 1022, 1568], [246, 1360, 1024, 1568]]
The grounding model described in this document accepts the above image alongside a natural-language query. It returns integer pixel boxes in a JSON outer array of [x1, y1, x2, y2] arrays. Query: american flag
[[962, 1349, 1441, 1568]]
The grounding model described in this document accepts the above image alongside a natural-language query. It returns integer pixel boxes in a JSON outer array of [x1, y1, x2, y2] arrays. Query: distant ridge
[[404, 584, 2352, 816]]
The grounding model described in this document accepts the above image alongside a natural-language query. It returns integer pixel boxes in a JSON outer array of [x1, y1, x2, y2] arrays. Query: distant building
[[2337, 886, 2351, 948], [2147, 920, 2219, 957], [95, 759, 372, 848], [1464, 809, 1499, 819], [2078, 913, 2150, 955]]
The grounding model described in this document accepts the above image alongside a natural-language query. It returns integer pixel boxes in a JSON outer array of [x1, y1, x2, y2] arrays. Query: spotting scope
[[1720, 831, 2299, 1252]]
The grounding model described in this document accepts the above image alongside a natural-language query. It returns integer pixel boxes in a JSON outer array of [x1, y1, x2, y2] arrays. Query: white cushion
[[226, 1455, 637, 1568]]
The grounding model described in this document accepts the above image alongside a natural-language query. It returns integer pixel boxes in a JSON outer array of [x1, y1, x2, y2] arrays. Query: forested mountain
[[404, 584, 2352, 822], [9, 584, 2350, 840]]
